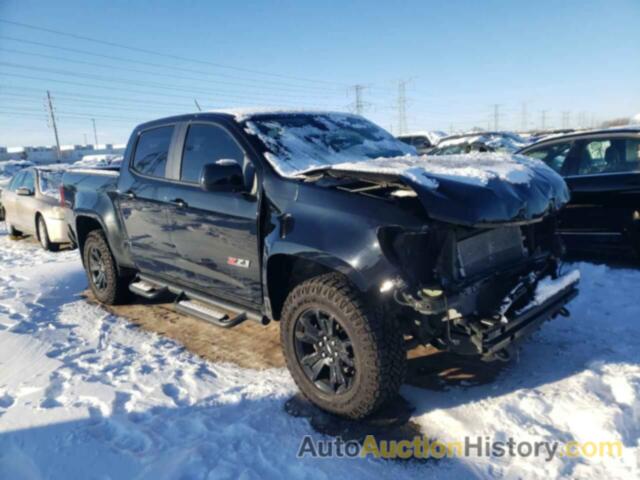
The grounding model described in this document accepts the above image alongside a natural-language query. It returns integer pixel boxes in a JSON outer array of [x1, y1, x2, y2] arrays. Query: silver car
[[1, 166, 70, 251]]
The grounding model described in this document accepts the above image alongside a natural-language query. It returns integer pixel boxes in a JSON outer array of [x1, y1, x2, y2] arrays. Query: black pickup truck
[[62, 111, 580, 418]]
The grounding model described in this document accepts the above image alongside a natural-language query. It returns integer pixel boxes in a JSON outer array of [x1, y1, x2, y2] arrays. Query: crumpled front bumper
[[470, 269, 580, 360]]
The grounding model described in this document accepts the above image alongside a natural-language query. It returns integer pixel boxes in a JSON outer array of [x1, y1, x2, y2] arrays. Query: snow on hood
[[327, 153, 571, 225], [330, 152, 542, 188]]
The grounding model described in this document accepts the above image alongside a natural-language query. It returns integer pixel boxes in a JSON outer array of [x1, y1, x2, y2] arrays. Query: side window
[[181, 123, 244, 183], [576, 138, 640, 175], [132, 126, 174, 178], [623, 139, 640, 172], [8, 171, 24, 191], [22, 170, 35, 191], [523, 142, 572, 174]]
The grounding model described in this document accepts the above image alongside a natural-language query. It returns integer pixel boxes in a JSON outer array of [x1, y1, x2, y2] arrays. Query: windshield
[[244, 113, 416, 176]]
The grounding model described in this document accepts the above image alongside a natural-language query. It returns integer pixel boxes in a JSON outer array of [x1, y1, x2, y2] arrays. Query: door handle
[[169, 198, 188, 208], [121, 190, 136, 199]]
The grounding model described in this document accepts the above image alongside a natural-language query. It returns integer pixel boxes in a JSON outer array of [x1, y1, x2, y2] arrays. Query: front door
[[563, 136, 640, 253], [166, 122, 262, 307]]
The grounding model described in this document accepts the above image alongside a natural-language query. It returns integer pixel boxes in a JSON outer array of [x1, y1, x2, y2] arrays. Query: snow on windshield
[[243, 113, 416, 177], [241, 112, 556, 191]]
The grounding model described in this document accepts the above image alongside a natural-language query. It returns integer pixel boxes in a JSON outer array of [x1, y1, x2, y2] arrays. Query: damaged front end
[[379, 217, 580, 361]]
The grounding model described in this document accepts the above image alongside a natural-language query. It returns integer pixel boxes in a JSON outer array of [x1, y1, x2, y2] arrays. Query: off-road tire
[[83, 230, 130, 305], [37, 215, 59, 252], [280, 273, 406, 419]]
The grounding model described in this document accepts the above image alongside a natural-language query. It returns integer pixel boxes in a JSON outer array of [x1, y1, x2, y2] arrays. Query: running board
[[129, 280, 168, 300], [174, 297, 247, 328]]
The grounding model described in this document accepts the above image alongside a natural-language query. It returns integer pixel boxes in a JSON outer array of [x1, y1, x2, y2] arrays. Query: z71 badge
[[227, 257, 250, 268]]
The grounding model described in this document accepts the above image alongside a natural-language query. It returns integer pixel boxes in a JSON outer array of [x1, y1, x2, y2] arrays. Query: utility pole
[[521, 103, 528, 131], [540, 110, 548, 131], [46, 90, 61, 161], [492, 104, 501, 131], [92, 118, 98, 146], [397, 80, 409, 135]]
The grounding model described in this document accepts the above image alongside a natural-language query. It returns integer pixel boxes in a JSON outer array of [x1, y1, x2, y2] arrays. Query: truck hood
[[316, 153, 570, 226]]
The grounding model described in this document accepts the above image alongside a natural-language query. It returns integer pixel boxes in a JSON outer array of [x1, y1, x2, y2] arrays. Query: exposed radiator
[[457, 227, 525, 277]]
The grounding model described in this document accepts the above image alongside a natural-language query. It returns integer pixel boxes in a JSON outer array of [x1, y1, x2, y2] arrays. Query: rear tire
[[280, 273, 406, 419], [37, 216, 59, 252], [83, 230, 130, 305]]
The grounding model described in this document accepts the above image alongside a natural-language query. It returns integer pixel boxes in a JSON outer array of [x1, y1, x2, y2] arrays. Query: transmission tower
[[397, 80, 409, 135], [492, 104, 501, 131]]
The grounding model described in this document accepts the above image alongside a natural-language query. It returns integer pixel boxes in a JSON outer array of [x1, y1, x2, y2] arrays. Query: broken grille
[[457, 227, 525, 277]]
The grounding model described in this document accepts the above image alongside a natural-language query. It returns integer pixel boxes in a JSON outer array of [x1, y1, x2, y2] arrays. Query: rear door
[[117, 125, 179, 276], [561, 136, 640, 252], [166, 121, 262, 306]]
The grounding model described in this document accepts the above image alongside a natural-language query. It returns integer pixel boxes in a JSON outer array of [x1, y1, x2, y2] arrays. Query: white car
[[1, 165, 71, 251], [0, 160, 34, 221]]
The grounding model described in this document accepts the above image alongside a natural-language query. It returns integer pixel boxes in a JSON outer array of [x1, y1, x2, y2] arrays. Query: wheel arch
[[265, 253, 367, 321], [75, 214, 106, 257]]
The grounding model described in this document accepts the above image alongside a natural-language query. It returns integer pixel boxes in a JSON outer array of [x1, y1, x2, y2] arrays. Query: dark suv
[[518, 127, 640, 257]]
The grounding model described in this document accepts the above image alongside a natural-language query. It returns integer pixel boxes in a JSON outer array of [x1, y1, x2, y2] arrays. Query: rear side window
[[577, 138, 640, 175], [180, 123, 244, 183], [522, 142, 572, 174], [132, 126, 174, 178]]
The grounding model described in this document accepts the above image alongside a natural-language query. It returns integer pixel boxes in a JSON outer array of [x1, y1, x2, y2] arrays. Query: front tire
[[37, 216, 59, 252], [82, 230, 130, 305], [280, 273, 406, 419]]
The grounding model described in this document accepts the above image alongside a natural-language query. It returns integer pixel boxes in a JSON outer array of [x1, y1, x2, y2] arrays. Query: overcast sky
[[1, 0, 639, 146]]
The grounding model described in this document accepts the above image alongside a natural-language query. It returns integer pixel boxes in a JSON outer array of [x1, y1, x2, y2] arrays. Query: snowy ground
[[0, 225, 638, 479]]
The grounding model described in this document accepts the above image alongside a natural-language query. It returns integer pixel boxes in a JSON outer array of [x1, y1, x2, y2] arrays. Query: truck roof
[[134, 109, 361, 130]]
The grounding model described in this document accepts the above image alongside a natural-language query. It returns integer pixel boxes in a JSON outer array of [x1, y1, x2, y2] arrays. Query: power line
[[0, 86, 192, 109], [0, 62, 341, 107], [0, 19, 348, 88], [0, 36, 344, 94], [0, 46, 341, 98]]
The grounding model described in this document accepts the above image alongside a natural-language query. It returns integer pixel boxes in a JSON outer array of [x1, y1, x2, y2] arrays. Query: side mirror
[[16, 187, 34, 196], [199, 160, 244, 192]]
